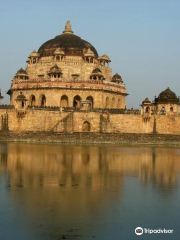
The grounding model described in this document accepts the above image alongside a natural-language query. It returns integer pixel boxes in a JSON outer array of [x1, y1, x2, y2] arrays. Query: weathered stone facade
[[1, 21, 180, 135], [0, 107, 180, 134]]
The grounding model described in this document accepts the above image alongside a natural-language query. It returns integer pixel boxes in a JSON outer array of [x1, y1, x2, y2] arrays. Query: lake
[[0, 143, 180, 240]]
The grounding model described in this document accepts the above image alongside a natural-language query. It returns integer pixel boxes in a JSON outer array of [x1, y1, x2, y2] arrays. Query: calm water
[[0, 143, 180, 240]]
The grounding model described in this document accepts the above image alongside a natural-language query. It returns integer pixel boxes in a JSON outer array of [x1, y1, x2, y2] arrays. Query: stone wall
[[108, 114, 153, 133], [155, 115, 180, 134], [0, 108, 180, 134]]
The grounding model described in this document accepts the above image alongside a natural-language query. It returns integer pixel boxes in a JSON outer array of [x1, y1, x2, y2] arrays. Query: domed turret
[[27, 50, 40, 64], [99, 54, 111, 61], [155, 87, 179, 104], [16, 93, 27, 101], [99, 54, 111, 67], [29, 50, 39, 58], [14, 68, 29, 80], [15, 92, 27, 109], [83, 48, 96, 63], [90, 68, 104, 80], [38, 21, 98, 58], [84, 48, 95, 57], [112, 73, 123, 83], [141, 97, 152, 113], [48, 64, 62, 78], [142, 98, 151, 104], [54, 48, 65, 61]]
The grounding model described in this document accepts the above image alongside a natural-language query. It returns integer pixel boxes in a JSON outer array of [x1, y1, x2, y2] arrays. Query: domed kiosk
[[155, 87, 179, 104], [141, 87, 180, 114], [154, 87, 180, 113]]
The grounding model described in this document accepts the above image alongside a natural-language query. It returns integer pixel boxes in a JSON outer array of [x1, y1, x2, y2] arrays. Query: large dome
[[38, 21, 98, 58], [155, 87, 179, 104]]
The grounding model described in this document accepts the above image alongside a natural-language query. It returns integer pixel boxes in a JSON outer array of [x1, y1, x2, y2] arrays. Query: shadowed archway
[[73, 95, 81, 108], [82, 121, 91, 132]]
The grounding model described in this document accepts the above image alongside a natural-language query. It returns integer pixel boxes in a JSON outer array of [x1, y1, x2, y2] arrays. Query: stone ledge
[[0, 132, 180, 146]]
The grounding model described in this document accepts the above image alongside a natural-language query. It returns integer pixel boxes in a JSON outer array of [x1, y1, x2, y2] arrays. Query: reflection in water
[[0, 143, 180, 240]]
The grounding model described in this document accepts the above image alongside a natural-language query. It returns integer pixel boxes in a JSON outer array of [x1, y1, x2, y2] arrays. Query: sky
[[0, 0, 180, 108]]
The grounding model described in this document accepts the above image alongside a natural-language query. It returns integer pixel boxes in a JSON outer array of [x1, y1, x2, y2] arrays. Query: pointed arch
[[170, 107, 173, 112], [29, 95, 36, 106], [56, 55, 60, 61], [86, 96, 94, 109], [105, 97, 110, 108], [40, 94, 46, 107], [60, 95, 68, 107], [145, 106, 150, 113], [112, 98, 115, 108], [161, 106, 165, 113], [73, 95, 81, 108], [117, 99, 121, 108], [82, 121, 91, 132], [21, 101, 25, 108]]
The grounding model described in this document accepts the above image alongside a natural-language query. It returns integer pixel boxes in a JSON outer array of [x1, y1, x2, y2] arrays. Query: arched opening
[[60, 95, 68, 107], [73, 95, 81, 108], [30, 95, 36, 106], [56, 56, 60, 61], [82, 121, 91, 132], [117, 99, 121, 108], [86, 96, 94, 109], [112, 98, 115, 108], [21, 101, 25, 108], [161, 106, 166, 113], [105, 97, 110, 108], [40, 95, 46, 107], [170, 107, 173, 112], [145, 106, 150, 113]]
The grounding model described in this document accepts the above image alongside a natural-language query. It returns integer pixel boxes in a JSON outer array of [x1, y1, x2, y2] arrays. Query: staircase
[[51, 112, 73, 132]]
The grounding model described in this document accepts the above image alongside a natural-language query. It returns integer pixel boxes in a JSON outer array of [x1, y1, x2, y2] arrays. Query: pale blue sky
[[0, 0, 180, 108]]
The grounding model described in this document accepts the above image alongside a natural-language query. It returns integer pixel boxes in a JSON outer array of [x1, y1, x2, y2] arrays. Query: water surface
[[0, 143, 180, 240]]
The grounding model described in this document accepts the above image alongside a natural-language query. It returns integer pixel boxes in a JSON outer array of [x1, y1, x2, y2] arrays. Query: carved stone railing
[[104, 80, 125, 88], [12, 78, 125, 88], [27, 105, 62, 111], [26, 106, 141, 115], [12, 78, 104, 84], [0, 105, 15, 109], [150, 110, 179, 116]]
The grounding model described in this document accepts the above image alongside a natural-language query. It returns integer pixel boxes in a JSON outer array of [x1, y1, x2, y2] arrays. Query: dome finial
[[63, 20, 73, 34]]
